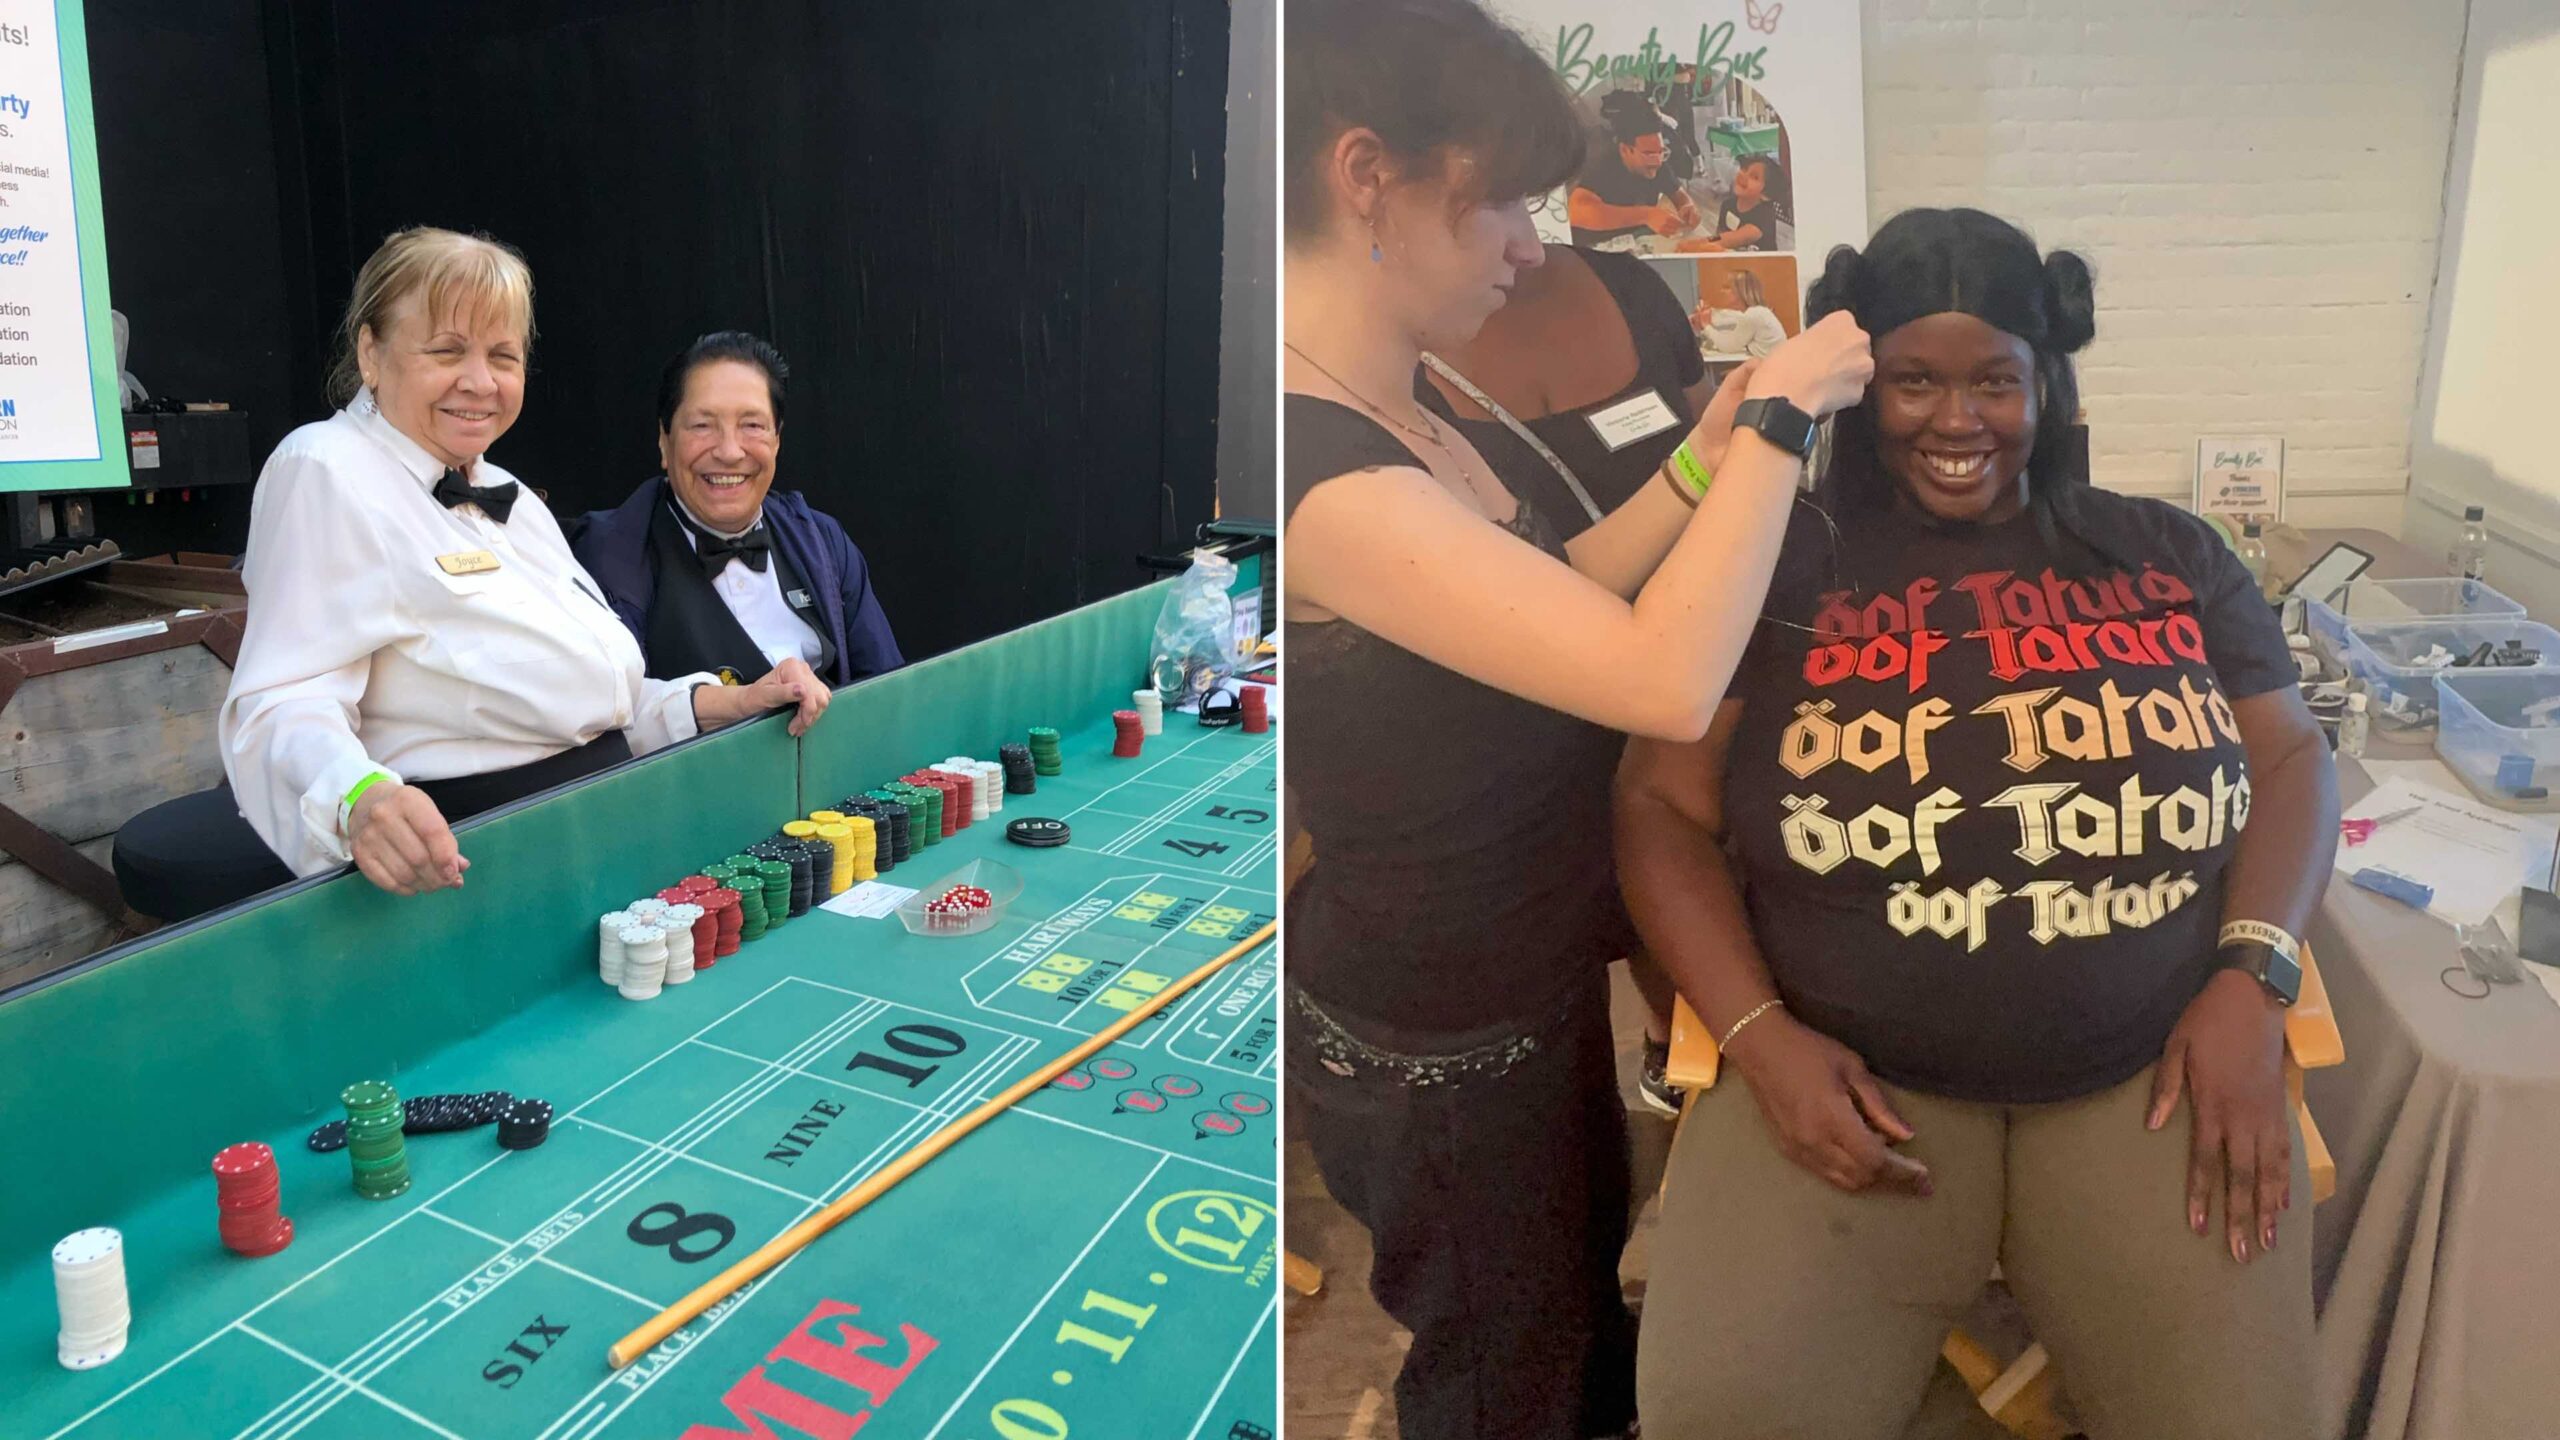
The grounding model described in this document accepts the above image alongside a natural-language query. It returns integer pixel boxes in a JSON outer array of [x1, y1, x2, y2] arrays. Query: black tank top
[[1421, 249, 1706, 542], [1283, 392, 1631, 1033]]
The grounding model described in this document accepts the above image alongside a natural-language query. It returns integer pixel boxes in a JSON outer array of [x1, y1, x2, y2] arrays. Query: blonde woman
[[1695, 269, 1788, 359], [116, 228, 827, 920]]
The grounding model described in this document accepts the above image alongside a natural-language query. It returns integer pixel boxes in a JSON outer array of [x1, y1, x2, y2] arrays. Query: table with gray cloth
[[2309, 757, 2560, 1440]]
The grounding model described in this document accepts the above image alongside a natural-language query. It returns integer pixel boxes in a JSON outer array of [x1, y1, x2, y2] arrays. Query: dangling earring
[[1365, 212, 1383, 265]]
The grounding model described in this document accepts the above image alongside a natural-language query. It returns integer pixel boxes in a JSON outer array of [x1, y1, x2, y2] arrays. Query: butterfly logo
[[1746, 0, 1783, 33]]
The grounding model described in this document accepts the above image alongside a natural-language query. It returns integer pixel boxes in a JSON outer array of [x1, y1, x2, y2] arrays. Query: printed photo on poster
[[1520, 1, 1867, 284]]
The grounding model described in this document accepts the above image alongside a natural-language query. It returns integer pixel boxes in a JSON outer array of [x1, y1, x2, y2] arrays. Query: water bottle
[[2238, 522, 2270, 596], [2448, 505, 2490, 582]]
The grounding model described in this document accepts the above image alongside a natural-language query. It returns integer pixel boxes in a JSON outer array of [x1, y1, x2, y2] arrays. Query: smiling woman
[[109, 229, 828, 924], [567, 330, 905, 691]]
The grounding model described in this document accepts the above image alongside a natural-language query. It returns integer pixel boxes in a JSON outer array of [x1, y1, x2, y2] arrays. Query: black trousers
[[114, 733, 632, 923], [1289, 973, 1636, 1440]]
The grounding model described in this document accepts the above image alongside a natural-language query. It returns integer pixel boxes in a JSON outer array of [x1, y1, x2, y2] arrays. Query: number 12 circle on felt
[[1145, 1190, 1275, 1275]]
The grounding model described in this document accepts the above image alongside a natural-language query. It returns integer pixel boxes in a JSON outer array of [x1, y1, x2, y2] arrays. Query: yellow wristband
[[1668, 439, 1713, 501]]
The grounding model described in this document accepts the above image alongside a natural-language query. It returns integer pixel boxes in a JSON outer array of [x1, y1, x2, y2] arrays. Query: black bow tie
[[432, 467, 517, 524], [695, 525, 772, 576]]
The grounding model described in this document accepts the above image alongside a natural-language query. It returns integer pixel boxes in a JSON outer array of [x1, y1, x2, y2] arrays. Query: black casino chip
[[305, 1090, 516, 1152], [1005, 817, 1071, 849]]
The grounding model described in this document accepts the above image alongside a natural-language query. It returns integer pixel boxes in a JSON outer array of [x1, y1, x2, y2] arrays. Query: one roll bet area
[[2, 706, 1281, 1440]]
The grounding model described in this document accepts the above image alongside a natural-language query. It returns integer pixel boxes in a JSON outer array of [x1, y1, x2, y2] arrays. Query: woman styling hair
[[1283, 0, 1873, 1433]]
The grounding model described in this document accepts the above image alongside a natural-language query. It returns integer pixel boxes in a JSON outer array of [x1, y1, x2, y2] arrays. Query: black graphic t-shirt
[[1721, 489, 2295, 1103]]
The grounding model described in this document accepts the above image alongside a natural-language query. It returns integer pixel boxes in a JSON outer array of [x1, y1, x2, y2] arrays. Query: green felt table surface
[[0, 586, 1280, 1440]]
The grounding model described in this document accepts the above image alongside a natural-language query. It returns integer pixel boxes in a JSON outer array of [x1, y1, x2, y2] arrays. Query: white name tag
[[1585, 390, 1681, 452]]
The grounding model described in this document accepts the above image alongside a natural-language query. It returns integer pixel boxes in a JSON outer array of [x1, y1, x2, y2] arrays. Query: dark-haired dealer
[[573, 331, 903, 688]]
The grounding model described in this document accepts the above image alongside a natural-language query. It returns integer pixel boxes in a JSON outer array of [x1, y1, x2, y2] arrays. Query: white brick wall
[[1860, 0, 2467, 529]]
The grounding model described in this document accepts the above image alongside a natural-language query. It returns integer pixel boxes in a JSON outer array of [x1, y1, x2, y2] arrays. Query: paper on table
[[821, 880, 917, 920], [2334, 778, 2560, 928]]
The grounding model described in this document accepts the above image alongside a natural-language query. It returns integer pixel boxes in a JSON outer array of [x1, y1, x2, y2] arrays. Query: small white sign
[[822, 880, 917, 920], [2195, 435, 2284, 525], [1584, 390, 1682, 451]]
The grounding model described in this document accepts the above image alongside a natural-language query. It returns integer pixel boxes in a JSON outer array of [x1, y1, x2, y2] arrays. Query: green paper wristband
[[344, 771, 391, 811], [1668, 440, 1713, 501]]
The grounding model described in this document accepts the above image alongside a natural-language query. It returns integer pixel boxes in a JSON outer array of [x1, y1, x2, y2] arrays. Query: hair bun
[[1805, 244, 1864, 324], [2042, 249, 2096, 352]]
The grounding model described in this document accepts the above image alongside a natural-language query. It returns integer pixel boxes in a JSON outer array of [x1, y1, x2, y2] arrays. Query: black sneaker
[[1638, 1036, 1685, 1115]]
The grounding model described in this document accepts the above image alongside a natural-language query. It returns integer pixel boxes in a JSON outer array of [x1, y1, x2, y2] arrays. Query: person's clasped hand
[[348, 781, 468, 897], [693, 656, 833, 738]]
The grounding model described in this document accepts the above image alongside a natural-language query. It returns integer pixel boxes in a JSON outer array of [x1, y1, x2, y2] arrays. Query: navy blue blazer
[[569, 476, 902, 688]]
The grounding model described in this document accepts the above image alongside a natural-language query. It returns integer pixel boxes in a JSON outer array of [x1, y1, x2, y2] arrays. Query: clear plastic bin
[[2434, 669, 2560, 803], [895, 858, 1025, 937], [2306, 577, 2523, 650], [2337, 619, 2560, 731]]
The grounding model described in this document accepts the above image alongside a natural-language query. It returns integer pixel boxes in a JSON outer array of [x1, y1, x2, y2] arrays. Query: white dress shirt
[[220, 394, 716, 875], [670, 493, 825, 669]]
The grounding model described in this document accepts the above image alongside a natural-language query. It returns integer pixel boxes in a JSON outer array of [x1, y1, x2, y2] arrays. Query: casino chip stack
[[341, 1081, 412, 1201], [618, 924, 669, 1000], [211, 1142, 293, 1258], [53, 1228, 129, 1370], [498, 1097, 552, 1150], [1001, 743, 1038, 794], [598, 910, 633, 986], [1112, 709, 1145, 758], [753, 856, 792, 927], [1242, 684, 1271, 734], [1027, 727, 1064, 776], [706, 887, 744, 955], [1134, 688, 1164, 736], [662, 904, 704, 984]]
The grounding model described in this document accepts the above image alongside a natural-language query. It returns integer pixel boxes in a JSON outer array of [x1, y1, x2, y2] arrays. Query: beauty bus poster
[[1515, 0, 1867, 365]]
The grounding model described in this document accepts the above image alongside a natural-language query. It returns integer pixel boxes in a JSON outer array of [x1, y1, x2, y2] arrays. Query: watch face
[[1741, 399, 1817, 458], [2265, 948, 2304, 1005]]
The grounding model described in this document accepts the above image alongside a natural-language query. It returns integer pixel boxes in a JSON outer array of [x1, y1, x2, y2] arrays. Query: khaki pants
[[1637, 1065, 2313, 1440]]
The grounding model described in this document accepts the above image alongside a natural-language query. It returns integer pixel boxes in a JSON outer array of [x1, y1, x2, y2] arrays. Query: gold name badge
[[435, 549, 501, 576]]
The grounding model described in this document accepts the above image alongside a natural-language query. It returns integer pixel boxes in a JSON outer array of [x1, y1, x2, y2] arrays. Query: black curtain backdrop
[[89, 0, 1230, 660]]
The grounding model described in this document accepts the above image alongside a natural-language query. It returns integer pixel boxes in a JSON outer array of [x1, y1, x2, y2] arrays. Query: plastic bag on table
[[1151, 550, 1240, 711]]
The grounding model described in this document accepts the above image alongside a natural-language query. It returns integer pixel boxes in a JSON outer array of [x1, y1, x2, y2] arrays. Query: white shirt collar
[[345, 387, 483, 486], [666, 479, 765, 543]]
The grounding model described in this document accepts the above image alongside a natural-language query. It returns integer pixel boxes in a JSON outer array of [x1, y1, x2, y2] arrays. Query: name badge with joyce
[[1586, 390, 1681, 452], [436, 549, 501, 576]]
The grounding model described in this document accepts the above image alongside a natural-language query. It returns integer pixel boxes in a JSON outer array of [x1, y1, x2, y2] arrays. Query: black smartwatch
[[2216, 940, 2302, 1007], [1732, 396, 1819, 460]]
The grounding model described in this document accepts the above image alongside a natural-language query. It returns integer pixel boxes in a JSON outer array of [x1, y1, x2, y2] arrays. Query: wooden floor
[[1282, 967, 2031, 1440]]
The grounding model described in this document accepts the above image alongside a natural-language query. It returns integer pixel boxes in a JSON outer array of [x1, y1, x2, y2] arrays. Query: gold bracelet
[[1717, 998, 1785, 1052]]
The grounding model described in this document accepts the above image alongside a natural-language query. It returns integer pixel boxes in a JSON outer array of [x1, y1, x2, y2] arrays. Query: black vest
[[642, 497, 836, 683]]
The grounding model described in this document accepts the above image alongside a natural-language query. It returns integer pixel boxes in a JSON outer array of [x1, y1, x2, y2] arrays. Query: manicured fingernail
[[2264, 1220, 2278, 1250], [2233, 1234, 2249, 1263], [2191, 1205, 2207, 1233]]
